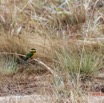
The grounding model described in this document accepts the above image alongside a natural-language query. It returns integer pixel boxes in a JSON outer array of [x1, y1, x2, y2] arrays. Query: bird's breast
[[32, 53, 36, 58]]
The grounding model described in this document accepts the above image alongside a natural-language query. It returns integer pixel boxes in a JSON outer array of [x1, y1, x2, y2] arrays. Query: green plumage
[[24, 48, 36, 61], [24, 52, 33, 61]]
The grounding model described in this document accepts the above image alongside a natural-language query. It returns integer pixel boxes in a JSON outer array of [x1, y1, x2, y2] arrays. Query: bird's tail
[[23, 58, 28, 64], [24, 58, 28, 61], [23, 57, 29, 64]]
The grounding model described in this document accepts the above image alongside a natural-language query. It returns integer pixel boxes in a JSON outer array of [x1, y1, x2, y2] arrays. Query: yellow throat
[[30, 48, 36, 58]]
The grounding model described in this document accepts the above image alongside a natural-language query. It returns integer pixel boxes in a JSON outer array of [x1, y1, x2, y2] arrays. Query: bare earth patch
[[0, 73, 53, 96]]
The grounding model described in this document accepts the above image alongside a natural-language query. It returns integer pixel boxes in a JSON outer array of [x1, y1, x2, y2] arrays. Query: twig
[[94, 77, 104, 80], [0, 52, 25, 57], [34, 59, 57, 77]]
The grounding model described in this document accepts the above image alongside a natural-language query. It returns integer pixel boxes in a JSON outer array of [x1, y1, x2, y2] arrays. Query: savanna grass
[[0, 0, 103, 102], [52, 42, 104, 77]]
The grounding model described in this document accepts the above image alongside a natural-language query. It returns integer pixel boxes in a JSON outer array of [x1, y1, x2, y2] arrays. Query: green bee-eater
[[24, 48, 36, 61]]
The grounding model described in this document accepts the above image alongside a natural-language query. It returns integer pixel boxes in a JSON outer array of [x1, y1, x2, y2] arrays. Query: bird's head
[[30, 48, 36, 53]]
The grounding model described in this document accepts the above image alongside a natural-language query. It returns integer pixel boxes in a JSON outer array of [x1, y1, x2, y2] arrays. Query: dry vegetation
[[0, 0, 104, 103]]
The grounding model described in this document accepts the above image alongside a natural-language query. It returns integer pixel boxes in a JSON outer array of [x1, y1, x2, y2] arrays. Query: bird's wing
[[24, 52, 33, 61]]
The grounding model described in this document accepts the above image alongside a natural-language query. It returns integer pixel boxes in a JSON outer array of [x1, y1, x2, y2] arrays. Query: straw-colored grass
[[0, 0, 104, 102]]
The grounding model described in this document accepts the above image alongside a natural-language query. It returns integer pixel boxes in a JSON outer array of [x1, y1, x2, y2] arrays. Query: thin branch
[[34, 59, 57, 77], [0, 52, 25, 57]]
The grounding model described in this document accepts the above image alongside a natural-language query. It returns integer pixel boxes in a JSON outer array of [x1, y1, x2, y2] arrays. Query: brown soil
[[0, 73, 53, 96]]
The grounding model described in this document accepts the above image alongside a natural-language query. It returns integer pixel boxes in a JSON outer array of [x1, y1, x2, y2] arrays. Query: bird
[[24, 48, 36, 61]]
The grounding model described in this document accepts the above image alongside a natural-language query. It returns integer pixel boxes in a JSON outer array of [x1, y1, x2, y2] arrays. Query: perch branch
[[34, 59, 57, 76], [0, 52, 25, 57]]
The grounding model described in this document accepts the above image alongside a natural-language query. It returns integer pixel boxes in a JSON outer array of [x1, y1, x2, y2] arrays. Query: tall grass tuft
[[0, 55, 18, 74], [54, 47, 103, 77], [0, 35, 28, 54]]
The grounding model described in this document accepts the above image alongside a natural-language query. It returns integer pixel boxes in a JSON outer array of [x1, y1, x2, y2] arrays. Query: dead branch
[[34, 59, 57, 76]]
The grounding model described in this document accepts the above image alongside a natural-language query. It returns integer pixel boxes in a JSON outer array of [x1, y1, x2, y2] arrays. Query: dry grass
[[0, 0, 104, 103]]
